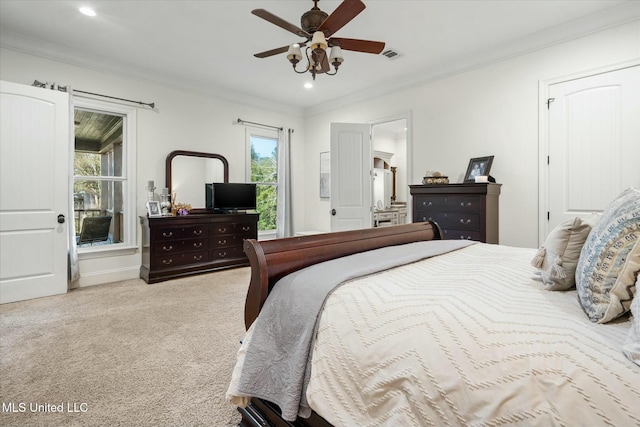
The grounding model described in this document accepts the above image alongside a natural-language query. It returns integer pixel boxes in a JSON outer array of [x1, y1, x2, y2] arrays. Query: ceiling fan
[[252, 0, 385, 79]]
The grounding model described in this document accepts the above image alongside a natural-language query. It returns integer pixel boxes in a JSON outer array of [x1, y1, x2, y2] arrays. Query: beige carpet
[[0, 267, 251, 427]]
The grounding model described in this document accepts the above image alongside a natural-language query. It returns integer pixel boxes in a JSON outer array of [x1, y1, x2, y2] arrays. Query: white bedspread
[[306, 243, 639, 427]]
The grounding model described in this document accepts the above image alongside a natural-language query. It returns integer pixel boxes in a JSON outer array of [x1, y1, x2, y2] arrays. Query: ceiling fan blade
[[318, 0, 366, 37], [254, 46, 290, 58], [330, 37, 385, 54], [252, 9, 310, 38]]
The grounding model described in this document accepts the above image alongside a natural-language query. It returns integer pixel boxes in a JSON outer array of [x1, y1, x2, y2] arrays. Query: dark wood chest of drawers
[[410, 183, 501, 243], [140, 213, 259, 283]]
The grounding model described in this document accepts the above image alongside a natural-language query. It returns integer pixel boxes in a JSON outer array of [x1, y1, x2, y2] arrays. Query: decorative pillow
[[531, 215, 600, 291], [622, 278, 640, 366], [576, 187, 640, 323], [531, 214, 600, 291]]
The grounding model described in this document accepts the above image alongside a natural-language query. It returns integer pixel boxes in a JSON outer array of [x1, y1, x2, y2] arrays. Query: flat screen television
[[206, 183, 257, 213]]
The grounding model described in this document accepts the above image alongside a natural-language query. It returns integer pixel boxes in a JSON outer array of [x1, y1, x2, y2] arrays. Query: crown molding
[[303, 1, 640, 117], [2, 1, 637, 119], [0, 30, 304, 118]]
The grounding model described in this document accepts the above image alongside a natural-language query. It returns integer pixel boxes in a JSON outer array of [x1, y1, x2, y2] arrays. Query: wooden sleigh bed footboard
[[237, 222, 442, 427]]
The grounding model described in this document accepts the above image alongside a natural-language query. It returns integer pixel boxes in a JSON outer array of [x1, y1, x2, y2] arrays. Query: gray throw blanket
[[236, 239, 474, 421]]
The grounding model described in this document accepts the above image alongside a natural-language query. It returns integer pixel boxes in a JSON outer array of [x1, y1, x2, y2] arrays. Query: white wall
[[1, 19, 637, 286], [301, 21, 639, 248], [0, 48, 305, 287]]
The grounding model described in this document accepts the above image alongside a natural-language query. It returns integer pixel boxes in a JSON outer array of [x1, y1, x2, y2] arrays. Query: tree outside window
[[249, 134, 278, 232]]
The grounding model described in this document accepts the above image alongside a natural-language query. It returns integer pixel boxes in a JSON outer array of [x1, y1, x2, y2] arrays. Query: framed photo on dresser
[[146, 201, 162, 217], [464, 155, 494, 182]]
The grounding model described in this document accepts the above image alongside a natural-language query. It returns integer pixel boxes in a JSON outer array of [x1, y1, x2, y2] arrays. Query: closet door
[[0, 81, 70, 303], [546, 65, 640, 233]]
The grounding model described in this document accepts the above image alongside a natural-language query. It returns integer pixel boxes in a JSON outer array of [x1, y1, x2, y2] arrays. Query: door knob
[[57, 214, 65, 224], [331, 209, 337, 216]]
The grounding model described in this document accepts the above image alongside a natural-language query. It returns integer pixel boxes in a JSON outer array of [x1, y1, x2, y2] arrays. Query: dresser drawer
[[152, 224, 209, 241], [414, 195, 482, 212], [212, 221, 257, 236], [375, 211, 398, 221], [211, 234, 244, 248], [441, 229, 482, 241], [212, 245, 245, 260], [234, 222, 258, 238], [152, 237, 209, 254], [414, 212, 481, 229], [152, 249, 209, 269]]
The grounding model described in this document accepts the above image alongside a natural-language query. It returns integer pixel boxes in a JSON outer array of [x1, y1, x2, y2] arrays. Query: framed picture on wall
[[464, 156, 494, 182], [320, 151, 330, 198], [146, 201, 162, 217]]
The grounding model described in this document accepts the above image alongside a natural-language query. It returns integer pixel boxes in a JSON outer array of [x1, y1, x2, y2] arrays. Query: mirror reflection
[[166, 151, 229, 209]]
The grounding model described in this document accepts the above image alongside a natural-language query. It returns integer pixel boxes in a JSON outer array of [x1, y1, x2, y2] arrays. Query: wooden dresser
[[410, 183, 501, 243], [139, 212, 259, 283]]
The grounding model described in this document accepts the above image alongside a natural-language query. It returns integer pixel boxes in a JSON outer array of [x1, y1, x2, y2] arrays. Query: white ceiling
[[1, 1, 637, 116]]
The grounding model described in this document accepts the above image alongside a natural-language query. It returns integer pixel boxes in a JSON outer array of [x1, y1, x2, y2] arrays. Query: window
[[73, 99, 136, 252], [247, 129, 278, 234]]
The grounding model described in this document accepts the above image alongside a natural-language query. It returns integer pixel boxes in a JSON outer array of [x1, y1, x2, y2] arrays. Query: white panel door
[[0, 81, 70, 303], [547, 66, 640, 232], [330, 123, 372, 231]]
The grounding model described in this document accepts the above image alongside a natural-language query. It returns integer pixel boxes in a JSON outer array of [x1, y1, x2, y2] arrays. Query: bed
[[227, 188, 639, 427]]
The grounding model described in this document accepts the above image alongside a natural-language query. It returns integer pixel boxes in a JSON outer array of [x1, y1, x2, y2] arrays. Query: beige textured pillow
[[622, 276, 640, 366], [531, 215, 600, 291]]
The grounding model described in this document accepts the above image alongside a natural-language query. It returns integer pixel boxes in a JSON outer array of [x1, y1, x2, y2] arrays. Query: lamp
[[286, 44, 302, 65], [287, 31, 344, 80], [310, 31, 327, 52]]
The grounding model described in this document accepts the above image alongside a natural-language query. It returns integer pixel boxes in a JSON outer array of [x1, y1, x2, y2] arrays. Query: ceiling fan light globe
[[310, 31, 328, 51], [286, 45, 303, 62], [329, 46, 344, 64]]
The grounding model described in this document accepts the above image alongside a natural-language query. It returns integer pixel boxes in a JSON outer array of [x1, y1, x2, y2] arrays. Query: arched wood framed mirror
[[165, 150, 229, 211]]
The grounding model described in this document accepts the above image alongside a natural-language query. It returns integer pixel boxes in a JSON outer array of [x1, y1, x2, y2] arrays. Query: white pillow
[[531, 215, 600, 291]]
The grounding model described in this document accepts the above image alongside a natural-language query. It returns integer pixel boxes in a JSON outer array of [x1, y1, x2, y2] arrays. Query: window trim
[[73, 98, 137, 257]]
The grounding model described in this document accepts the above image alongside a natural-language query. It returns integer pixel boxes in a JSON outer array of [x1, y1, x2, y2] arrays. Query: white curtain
[[67, 87, 80, 286], [276, 128, 293, 238]]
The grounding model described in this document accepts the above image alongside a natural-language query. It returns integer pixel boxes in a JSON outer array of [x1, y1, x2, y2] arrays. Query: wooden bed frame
[[237, 222, 442, 427]]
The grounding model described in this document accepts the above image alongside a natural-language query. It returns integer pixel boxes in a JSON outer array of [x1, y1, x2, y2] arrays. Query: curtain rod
[[235, 118, 283, 131], [32, 80, 155, 109]]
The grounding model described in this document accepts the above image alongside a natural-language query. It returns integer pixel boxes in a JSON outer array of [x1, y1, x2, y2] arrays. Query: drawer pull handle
[[218, 251, 227, 257], [460, 236, 472, 240], [162, 245, 173, 251], [242, 226, 250, 231], [218, 227, 227, 233], [193, 229, 203, 236], [422, 201, 432, 207], [162, 231, 173, 237], [162, 259, 173, 265], [218, 239, 227, 245], [460, 202, 472, 207], [460, 219, 472, 224], [193, 242, 203, 248], [193, 255, 203, 261]]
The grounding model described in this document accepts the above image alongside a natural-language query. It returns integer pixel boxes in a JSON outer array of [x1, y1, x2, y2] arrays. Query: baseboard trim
[[73, 266, 140, 288]]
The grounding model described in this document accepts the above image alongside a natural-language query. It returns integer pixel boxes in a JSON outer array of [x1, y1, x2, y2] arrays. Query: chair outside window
[[77, 216, 112, 246]]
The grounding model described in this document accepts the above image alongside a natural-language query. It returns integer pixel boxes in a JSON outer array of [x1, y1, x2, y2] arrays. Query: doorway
[[329, 113, 411, 232], [372, 118, 408, 227]]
